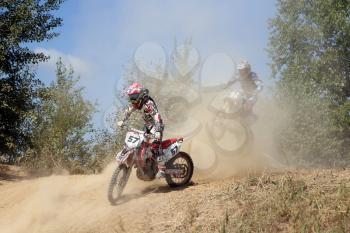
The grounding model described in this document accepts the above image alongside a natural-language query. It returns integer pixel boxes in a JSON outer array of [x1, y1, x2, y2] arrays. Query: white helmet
[[236, 60, 251, 71]]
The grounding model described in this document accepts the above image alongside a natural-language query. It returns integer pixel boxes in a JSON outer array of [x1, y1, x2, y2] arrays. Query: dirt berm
[[0, 163, 349, 233]]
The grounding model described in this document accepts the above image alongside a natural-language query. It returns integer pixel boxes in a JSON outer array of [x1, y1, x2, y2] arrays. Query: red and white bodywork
[[116, 128, 183, 169]]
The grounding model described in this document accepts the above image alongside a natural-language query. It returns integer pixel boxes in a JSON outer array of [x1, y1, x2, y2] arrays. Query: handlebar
[[119, 124, 154, 139]]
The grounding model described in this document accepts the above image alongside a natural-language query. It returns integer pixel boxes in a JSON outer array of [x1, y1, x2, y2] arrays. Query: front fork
[[121, 166, 132, 188], [117, 146, 150, 175]]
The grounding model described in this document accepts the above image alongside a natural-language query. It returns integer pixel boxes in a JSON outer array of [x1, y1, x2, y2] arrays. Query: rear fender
[[163, 138, 183, 161]]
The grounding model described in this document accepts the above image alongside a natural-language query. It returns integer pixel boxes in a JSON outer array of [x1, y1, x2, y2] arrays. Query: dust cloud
[[0, 162, 163, 233], [165, 87, 286, 181], [0, 85, 286, 233]]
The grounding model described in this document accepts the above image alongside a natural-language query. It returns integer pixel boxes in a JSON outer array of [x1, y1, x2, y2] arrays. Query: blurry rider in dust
[[226, 60, 263, 117]]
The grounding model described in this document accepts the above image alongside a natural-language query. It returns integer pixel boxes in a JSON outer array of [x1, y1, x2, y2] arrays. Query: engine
[[136, 159, 157, 181]]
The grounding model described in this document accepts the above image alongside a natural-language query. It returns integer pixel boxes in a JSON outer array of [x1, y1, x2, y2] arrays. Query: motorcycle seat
[[161, 138, 180, 149]]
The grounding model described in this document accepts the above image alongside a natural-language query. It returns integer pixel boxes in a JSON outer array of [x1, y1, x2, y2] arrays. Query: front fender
[[115, 149, 135, 166]]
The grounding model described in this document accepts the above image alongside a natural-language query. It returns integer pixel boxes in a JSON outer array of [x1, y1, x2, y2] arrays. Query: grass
[[215, 171, 350, 233]]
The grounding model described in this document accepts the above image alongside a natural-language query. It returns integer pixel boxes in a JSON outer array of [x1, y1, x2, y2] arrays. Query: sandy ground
[[1, 162, 349, 233], [0, 166, 223, 233], [0, 154, 274, 233]]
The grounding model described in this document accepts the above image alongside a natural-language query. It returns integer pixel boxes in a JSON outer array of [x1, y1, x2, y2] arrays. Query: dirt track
[[1, 163, 350, 233], [0, 163, 248, 233]]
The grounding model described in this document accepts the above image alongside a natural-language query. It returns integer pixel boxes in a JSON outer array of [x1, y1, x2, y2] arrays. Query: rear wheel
[[107, 164, 130, 205], [165, 152, 194, 187]]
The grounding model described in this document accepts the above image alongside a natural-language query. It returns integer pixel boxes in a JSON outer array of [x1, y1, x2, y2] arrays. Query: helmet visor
[[129, 93, 140, 104]]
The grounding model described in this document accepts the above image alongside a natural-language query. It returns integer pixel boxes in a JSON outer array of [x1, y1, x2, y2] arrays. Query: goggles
[[129, 93, 140, 104]]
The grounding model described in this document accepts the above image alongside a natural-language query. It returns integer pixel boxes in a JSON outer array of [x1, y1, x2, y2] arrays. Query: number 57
[[128, 136, 139, 143]]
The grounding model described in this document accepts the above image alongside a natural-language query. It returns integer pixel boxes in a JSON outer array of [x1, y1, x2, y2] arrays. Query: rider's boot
[[156, 162, 166, 179], [154, 148, 166, 179]]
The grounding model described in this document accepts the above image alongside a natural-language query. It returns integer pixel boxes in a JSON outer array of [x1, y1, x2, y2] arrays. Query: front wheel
[[165, 152, 194, 187], [108, 164, 130, 205]]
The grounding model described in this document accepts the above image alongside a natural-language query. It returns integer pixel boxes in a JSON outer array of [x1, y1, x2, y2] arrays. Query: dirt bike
[[108, 126, 194, 205], [206, 90, 254, 156]]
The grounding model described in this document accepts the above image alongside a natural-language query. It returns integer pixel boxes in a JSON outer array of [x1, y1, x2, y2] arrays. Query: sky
[[31, 0, 277, 128]]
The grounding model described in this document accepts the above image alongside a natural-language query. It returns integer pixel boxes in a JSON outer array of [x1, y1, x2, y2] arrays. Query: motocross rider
[[227, 60, 263, 115], [117, 82, 166, 178]]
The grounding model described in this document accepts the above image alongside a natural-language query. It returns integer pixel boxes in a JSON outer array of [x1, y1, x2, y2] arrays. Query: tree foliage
[[0, 0, 63, 163], [268, 0, 350, 166], [23, 59, 95, 174]]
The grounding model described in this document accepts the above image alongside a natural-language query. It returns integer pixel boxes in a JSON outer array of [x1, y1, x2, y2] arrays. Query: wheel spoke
[[169, 157, 189, 184], [165, 153, 193, 187], [108, 166, 129, 204]]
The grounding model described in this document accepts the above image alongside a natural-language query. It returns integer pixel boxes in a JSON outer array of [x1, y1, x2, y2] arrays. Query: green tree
[[268, 0, 350, 166], [88, 129, 119, 173], [23, 59, 95, 174], [0, 0, 63, 163]]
